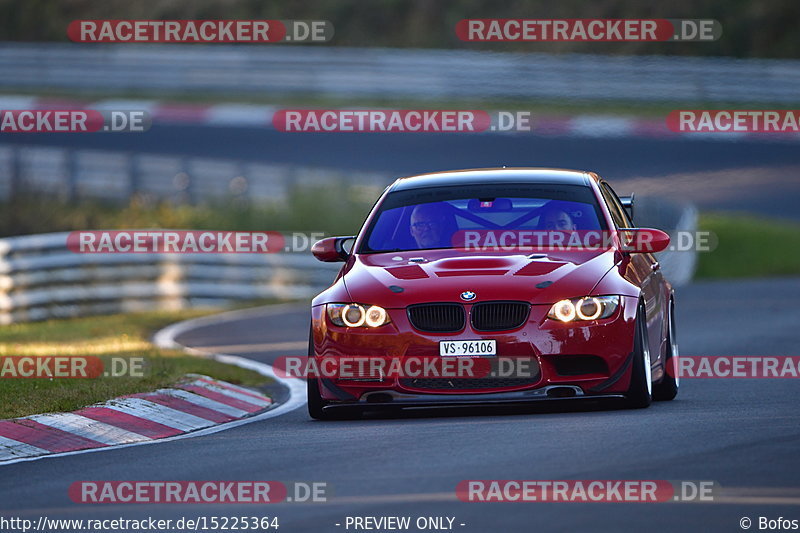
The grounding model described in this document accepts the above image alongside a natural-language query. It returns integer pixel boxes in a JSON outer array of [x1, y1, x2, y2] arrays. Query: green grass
[[696, 214, 800, 279], [0, 309, 208, 344], [0, 308, 277, 419]]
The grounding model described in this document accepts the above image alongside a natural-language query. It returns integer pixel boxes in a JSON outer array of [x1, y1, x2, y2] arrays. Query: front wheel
[[653, 299, 679, 401], [307, 377, 332, 420], [625, 303, 652, 409], [307, 327, 331, 420]]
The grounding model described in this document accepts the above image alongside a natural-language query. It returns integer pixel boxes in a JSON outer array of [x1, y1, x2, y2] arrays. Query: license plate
[[439, 339, 496, 356]]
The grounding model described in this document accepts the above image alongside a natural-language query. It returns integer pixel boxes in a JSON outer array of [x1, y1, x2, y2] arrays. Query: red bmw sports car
[[307, 168, 679, 419]]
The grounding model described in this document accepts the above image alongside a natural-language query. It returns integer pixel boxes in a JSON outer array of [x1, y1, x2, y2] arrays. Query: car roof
[[389, 168, 596, 192]]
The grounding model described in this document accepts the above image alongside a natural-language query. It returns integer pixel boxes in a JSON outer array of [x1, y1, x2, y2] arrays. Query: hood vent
[[386, 265, 429, 280]]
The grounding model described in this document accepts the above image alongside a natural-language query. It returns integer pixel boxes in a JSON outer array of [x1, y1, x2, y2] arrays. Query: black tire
[[306, 327, 331, 420], [625, 303, 653, 409], [653, 299, 679, 401], [307, 377, 332, 420]]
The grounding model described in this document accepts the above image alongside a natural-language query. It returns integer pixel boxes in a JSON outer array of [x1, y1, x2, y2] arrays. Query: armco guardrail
[[0, 212, 695, 324], [0, 145, 386, 203], [0, 232, 340, 324], [0, 43, 798, 104], [637, 197, 698, 288]]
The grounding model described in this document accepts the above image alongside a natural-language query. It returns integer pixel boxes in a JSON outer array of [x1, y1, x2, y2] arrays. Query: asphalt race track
[[2, 124, 800, 532], [4, 125, 800, 220], [2, 278, 799, 532]]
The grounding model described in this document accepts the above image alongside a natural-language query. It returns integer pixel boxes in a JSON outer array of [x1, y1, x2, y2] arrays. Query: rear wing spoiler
[[620, 194, 634, 221]]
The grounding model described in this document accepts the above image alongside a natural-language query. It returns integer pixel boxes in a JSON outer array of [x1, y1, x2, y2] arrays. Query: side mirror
[[618, 228, 670, 254], [311, 236, 355, 262]]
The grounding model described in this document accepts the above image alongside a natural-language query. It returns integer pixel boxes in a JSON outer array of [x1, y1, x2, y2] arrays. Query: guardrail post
[[9, 146, 21, 200], [184, 158, 194, 205], [233, 161, 249, 204], [174, 158, 192, 205], [129, 153, 140, 198], [66, 150, 78, 203]]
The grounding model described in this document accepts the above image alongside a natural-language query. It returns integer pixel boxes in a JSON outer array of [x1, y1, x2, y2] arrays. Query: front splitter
[[322, 387, 627, 413]]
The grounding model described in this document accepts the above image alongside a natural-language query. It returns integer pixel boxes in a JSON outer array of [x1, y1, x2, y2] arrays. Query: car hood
[[342, 249, 620, 307]]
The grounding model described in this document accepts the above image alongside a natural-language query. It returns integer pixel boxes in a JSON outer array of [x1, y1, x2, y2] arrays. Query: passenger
[[540, 205, 578, 231]]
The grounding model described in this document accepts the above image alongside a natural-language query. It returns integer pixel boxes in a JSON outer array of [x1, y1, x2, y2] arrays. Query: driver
[[410, 203, 453, 248]]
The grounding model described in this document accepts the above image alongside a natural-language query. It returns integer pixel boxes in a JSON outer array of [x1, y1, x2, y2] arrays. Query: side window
[[599, 183, 628, 228]]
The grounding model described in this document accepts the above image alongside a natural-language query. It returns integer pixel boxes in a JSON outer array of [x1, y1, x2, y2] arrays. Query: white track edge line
[[0, 304, 307, 466], [153, 302, 308, 349]]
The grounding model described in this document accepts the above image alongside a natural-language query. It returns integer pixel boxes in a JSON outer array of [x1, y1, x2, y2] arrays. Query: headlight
[[327, 303, 391, 328], [364, 305, 388, 327], [547, 296, 620, 322]]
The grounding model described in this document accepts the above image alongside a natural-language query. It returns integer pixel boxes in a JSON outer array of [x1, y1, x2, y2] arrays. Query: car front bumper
[[310, 295, 640, 404]]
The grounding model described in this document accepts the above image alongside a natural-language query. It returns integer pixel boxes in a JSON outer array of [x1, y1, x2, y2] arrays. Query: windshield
[[359, 183, 607, 253]]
